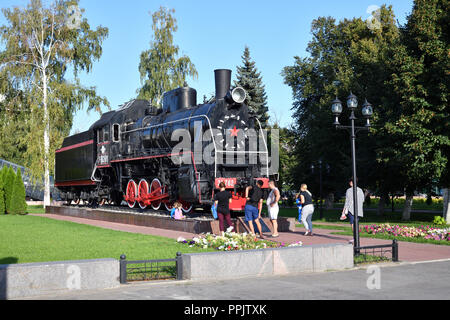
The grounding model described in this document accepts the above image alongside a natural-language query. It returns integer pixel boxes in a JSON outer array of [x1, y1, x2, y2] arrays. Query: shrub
[[0, 175, 5, 215], [433, 216, 447, 226], [9, 168, 27, 215], [4, 166, 15, 214]]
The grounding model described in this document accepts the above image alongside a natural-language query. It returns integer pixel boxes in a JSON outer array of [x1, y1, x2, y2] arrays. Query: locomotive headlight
[[227, 87, 247, 105]]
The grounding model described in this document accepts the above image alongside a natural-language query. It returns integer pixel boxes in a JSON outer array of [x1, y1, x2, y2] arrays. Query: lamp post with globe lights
[[311, 159, 330, 220], [331, 92, 373, 252]]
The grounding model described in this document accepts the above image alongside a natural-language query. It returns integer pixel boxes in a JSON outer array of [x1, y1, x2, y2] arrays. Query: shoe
[[271, 234, 279, 238], [304, 231, 310, 236]]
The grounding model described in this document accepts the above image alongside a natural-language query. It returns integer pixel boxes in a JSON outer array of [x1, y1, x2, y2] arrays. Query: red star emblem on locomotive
[[230, 126, 240, 137]]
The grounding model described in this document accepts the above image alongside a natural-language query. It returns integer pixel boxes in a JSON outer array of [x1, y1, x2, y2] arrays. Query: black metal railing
[[354, 240, 399, 264], [119, 252, 182, 284]]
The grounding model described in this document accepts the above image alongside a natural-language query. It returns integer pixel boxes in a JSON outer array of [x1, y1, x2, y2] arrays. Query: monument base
[[45, 206, 295, 235]]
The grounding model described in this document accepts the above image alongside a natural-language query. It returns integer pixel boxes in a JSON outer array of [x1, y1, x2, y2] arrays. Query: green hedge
[[0, 166, 27, 215]]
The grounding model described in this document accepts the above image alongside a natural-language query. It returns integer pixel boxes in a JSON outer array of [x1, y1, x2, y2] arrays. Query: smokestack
[[214, 69, 231, 100]]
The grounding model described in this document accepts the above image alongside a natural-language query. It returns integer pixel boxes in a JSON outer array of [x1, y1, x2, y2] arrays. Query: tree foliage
[[282, 7, 402, 198], [383, 0, 449, 195], [282, 1, 448, 219], [137, 6, 198, 106], [235, 46, 270, 126]]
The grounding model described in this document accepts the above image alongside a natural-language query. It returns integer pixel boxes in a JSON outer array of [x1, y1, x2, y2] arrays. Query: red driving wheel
[[126, 180, 137, 208], [150, 178, 162, 210], [138, 179, 149, 209]]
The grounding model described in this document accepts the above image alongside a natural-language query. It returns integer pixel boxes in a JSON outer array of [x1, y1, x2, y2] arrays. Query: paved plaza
[[19, 259, 450, 300]]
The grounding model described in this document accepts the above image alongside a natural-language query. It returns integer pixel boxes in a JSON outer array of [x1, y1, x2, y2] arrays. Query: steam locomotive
[[55, 69, 273, 213]]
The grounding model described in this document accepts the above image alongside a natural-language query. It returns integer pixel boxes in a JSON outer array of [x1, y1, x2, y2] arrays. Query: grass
[[26, 205, 45, 214], [0, 214, 215, 265], [354, 254, 390, 265], [361, 197, 443, 211], [274, 206, 445, 227], [280, 197, 443, 212]]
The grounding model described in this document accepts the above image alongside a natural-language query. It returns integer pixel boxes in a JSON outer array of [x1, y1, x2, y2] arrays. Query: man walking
[[340, 177, 365, 239], [245, 180, 265, 239]]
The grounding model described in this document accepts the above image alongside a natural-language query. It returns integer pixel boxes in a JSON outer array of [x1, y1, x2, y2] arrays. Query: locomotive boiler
[[55, 69, 274, 213]]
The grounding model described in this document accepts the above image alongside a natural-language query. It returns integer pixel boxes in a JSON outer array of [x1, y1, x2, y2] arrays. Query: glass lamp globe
[[362, 99, 373, 118], [331, 97, 342, 115], [347, 92, 358, 110]]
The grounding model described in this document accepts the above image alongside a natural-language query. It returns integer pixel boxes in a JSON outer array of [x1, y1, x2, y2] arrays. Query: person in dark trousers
[[245, 180, 265, 239], [214, 182, 233, 235], [340, 177, 365, 242]]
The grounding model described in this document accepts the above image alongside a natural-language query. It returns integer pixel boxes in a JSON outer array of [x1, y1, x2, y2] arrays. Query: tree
[[0, 0, 109, 207], [382, 0, 449, 220], [4, 166, 15, 213], [137, 6, 197, 106], [9, 167, 27, 215], [235, 47, 270, 126], [282, 6, 412, 207]]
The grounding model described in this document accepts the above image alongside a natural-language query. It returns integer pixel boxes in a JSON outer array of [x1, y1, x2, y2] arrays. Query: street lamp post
[[331, 93, 373, 252], [311, 159, 330, 220]]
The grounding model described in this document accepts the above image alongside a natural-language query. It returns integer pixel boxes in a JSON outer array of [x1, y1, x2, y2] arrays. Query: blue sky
[[0, 0, 414, 133]]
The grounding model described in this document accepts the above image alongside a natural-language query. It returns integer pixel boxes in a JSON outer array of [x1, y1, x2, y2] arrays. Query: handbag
[[211, 204, 218, 219]]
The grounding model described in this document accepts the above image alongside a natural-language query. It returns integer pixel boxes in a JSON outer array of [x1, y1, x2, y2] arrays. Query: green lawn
[[0, 214, 214, 265], [279, 197, 443, 212], [26, 205, 45, 214], [274, 207, 444, 227]]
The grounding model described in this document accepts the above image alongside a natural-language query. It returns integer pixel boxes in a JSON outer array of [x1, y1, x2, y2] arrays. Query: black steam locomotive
[[55, 69, 273, 213]]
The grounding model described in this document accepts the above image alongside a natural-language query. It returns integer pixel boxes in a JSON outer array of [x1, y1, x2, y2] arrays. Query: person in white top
[[340, 178, 365, 234], [267, 180, 281, 238]]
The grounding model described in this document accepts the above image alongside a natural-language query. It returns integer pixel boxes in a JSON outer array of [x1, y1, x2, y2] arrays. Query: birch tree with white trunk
[[0, 0, 109, 207]]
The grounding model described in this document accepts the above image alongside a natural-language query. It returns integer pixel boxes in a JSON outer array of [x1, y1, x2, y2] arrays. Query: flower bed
[[177, 228, 302, 251], [361, 224, 450, 242]]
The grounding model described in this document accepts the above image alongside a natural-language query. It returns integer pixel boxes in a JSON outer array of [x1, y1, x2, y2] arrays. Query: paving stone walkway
[[33, 214, 450, 263]]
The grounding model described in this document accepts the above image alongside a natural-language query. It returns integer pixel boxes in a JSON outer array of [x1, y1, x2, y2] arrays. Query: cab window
[[103, 125, 110, 142], [112, 124, 120, 142], [97, 129, 103, 143]]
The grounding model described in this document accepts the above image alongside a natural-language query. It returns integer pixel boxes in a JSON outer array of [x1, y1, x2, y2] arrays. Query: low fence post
[[176, 252, 182, 280], [120, 254, 127, 284], [392, 240, 399, 262]]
